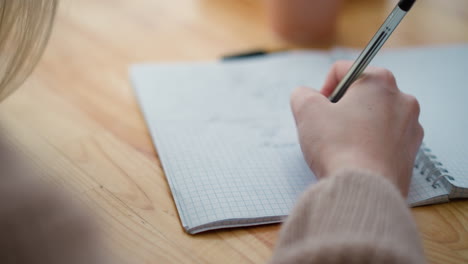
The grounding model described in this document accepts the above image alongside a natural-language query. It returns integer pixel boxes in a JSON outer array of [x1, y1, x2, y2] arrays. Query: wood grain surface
[[1, 0, 467, 263]]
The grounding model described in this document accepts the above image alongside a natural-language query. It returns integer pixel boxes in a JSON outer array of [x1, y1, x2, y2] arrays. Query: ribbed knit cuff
[[269, 170, 425, 264]]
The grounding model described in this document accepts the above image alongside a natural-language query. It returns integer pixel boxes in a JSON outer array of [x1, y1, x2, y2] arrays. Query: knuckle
[[290, 88, 304, 108], [291, 88, 312, 116], [377, 68, 397, 85], [363, 68, 399, 93], [414, 123, 425, 145], [301, 94, 320, 109], [404, 94, 421, 116], [291, 89, 323, 120], [419, 124, 425, 140], [290, 87, 302, 107]]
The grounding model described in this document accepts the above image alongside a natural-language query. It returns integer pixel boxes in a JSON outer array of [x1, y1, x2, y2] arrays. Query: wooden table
[[1, 0, 467, 263]]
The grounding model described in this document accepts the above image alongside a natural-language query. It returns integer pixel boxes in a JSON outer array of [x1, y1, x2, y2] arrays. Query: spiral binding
[[415, 144, 454, 189]]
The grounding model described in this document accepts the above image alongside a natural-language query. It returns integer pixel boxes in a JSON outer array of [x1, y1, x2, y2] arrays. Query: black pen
[[329, 0, 416, 103], [221, 48, 287, 61]]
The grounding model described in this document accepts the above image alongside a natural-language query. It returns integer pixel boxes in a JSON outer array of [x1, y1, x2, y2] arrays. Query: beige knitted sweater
[[269, 170, 425, 264]]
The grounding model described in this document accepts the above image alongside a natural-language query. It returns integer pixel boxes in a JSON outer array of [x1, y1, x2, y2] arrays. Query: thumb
[[290, 87, 328, 123]]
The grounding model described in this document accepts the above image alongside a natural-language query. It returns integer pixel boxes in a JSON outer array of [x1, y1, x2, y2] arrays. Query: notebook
[[130, 45, 468, 234]]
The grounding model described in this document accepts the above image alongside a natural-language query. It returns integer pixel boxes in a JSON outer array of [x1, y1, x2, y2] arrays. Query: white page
[[131, 52, 331, 233]]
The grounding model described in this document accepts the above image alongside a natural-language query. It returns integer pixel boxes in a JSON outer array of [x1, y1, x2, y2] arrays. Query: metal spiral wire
[[415, 144, 453, 189]]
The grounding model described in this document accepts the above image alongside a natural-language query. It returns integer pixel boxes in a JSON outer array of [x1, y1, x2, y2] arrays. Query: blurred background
[[50, 0, 468, 61], [37, 0, 468, 129]]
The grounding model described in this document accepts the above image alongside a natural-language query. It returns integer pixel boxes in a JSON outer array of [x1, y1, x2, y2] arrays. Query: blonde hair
[[0, 0, 58, 101]]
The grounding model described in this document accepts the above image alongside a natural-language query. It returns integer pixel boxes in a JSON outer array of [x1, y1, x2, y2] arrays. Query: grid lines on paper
[[407, 167, 449, 206], [154, 119, 315, 230]]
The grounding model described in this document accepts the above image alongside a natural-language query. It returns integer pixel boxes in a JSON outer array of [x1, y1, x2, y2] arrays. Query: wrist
[[319, 152, 410, 197]]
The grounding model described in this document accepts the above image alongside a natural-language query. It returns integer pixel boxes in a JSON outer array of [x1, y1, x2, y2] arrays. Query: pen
[[222, 50, 269, 61], [221, 48, 286, 61], [329, 0, 416, 103]]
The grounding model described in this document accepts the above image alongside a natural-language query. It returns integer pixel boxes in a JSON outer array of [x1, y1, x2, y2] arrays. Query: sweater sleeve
[[269, 170, 425, 264]]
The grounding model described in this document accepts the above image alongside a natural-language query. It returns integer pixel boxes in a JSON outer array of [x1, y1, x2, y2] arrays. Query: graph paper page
[[131, 53, 329, 233]]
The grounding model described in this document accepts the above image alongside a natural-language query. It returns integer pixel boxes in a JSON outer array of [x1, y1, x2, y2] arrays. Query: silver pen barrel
[[329, 6, 408, 103]]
